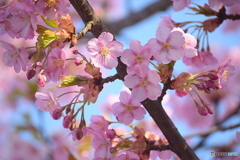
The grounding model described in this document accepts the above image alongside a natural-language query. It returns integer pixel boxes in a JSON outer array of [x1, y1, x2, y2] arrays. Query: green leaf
[[37, 30, 58, 49], [50, 76, 89, 89], [41, 16, 58, 28]]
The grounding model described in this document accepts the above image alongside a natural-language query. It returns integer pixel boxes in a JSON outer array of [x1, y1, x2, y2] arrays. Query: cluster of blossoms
[[171, 58, 235, 115], [0, 0, 237, 159]]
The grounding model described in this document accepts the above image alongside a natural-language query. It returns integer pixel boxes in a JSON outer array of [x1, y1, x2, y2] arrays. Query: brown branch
[[148, 144, 170, 151], [106, 0, 172, 35], [68, 0, 199, 159], [185, 123, 240, 139], [193, 105, 240, 150]]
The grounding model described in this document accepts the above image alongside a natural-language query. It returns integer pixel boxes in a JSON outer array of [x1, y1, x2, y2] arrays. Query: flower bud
[[106, 129, 116, 140], [26, 68, 36, 80], [51, 108, 63, 120], [37, 70, 46, 87], [74, 57, 83, 66], [62, 115, 73, 128]]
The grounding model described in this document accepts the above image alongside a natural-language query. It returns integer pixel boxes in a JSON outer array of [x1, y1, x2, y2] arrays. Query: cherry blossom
[[113, 151, 140, 160], [217, 58, 235, 88], [43, 48, 66, 82], [0, 40, 29, 73], [208, 0, 235, 10], [35, 91, 61, 113], [36, 0, 70, 19], [171, 72, 192, 97], [111, 91, 146, 125], [151, 150, 173, 160], [124, 65, 162, 102], [91, 129, 112, 159], [182, 51, 218, 67], [89, 115, 109, 131], [86, 32, 123, 69], [121, 40, 152, 72], [172, 0, 191, 11], [147, 25, 185, 64], [1, 0, 37, 39]]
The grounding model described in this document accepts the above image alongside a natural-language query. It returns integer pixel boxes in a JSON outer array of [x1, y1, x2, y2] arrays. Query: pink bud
[[26, 68, 36, 80], [51, 108, 63, 120], [208, 72, 218, 80], [71, 128, 83, 141], [37, 71, 46, 87], [106, 129, 116, 140], [62, 115, 73, 128], [198, 107, 208, 116], [72, 49, 79, 55], [74, 57, 83, 66], [207, 106, 213, 114], [205, 80, 220, 90]]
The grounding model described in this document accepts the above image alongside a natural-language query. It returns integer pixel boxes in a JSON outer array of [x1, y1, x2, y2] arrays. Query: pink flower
[[151, 150, 173, 160], [1, 0, 37, 39], [36, 0, 70, 19], [172, 72, 192, 97], [113, 151, 140, 160], [37, 70, 47, 87], [217, 58, 235, 88], [35, 91, 61, 113], [124, 65, 162, 102], [91, 129, 112, 159], [172, 0, 191, 11], [182, 32, 198, 58], [147, 26, 185, 64], [159, 16, 176, 30], [87, 32, 123, 69], [182, 51, 218, 67], [89, 115, 109, 131], [0, 40, 29, 73], [44, 48, 66, 82], [208, 0, 235, 10], [111, 91, 146, 125], [121, 40, 152, 70]]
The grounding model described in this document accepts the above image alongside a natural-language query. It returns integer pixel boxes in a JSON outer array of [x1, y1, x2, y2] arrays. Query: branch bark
[[68, 0, 199, 159]]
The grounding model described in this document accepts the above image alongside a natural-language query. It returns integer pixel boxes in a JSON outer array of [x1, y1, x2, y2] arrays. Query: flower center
[[222, 70, 229, 79], [100, 47, 109, 56], [125, 104, 134, 111], [135, 55, 143, 63], [45, 0, 56, 7], [53, 59, 64, 67], [139, 78, 148, 87], [163, 43, 171, 50]]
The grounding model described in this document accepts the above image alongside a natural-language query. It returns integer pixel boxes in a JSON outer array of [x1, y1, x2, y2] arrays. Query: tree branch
[[193, 105, 240, 150], [106, 0, 172, 35], [68, 0, 199, 159], [185, 123, 240, 139]]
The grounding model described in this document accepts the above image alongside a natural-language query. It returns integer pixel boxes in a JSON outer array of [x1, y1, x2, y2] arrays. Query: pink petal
[[167, 48, 184, 61], [130, 40, 142, 54], [146, 84, 162, 100], [156, 25, 171, 43], [168, 30, 184, 47], [133, 107, 146, 120], [99, 32, 113, 46], [124, 75, 140, 88], [118, 111, 133, 125], [132, 86, 147, 102], [119, 91, 131, 104]]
